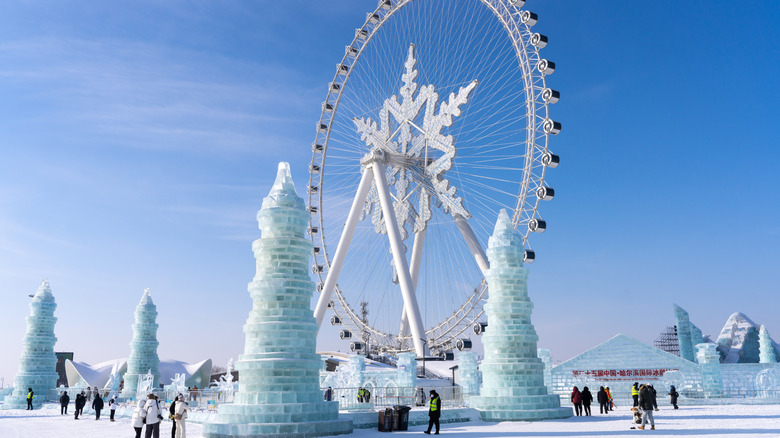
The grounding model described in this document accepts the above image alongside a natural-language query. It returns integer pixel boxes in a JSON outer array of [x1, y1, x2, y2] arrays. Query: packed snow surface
[[2, 403, 780, 437]]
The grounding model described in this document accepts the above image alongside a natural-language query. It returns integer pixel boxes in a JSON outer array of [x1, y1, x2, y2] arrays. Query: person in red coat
[[570, 386, 583, 416]]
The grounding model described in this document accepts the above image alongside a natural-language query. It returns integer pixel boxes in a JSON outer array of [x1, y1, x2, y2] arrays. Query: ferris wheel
[[309, 0, 561, 358]]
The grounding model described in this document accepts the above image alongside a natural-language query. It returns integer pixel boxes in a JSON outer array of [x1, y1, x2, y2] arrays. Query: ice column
[[203, 162, 352, 438], [457, 351, 480, 397], [396, 353, 417, 389], [674, 304, 695, 362], [538, 349, 553, 390], [2, 280, 58, 410], [470, 210, 572, 421], [759, 325, 777, 364], [123, 288, 161, 394], [695, 343, 723, 398]]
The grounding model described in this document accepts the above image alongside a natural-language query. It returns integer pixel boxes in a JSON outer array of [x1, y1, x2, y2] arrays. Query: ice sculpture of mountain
[[716, 312, 780, 363]]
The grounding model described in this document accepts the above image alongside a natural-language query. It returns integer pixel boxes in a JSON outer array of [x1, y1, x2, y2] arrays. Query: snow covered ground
[[1, 403, 779, 437]]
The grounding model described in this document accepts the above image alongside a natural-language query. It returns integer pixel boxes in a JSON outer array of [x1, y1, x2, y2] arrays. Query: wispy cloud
[[0, 37, 320, 156]]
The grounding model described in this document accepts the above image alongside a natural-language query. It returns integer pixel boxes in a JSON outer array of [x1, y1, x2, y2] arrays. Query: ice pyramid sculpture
[[122, 288, 161, 394], [203, 162, 353, 438], [2, 280, 58, 410], [470, 210, 571, 421]]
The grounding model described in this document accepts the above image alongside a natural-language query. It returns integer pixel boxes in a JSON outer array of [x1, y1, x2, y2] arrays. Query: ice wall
[[123, 288, 161, 393], [203, 162, 352, 438], [469, 210, 571, 421], [2, 280, 58, 410]]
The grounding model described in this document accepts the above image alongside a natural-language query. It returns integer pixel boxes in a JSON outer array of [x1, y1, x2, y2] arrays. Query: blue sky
[[1, 0, 779, 383]]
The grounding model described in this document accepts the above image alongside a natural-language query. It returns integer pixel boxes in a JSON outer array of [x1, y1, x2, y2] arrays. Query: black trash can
[[393, 405, 412, 431], [378, 408, 393, 432]]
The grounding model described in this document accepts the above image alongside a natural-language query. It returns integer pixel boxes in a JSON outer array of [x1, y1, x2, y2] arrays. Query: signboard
[[571, 368, 677, 381], [207, 400, 217, 410]]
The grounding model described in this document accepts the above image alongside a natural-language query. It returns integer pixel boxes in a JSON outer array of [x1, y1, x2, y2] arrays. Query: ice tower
[[123, 288, 161, 393], [470, 210, 571, 421], [2, 280, 58, 410], [203, 163, 352, 438], [759, 325, 777, 364]]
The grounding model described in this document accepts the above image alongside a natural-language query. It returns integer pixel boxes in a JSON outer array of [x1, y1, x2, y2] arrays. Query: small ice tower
[[2, 280, 58, 410], [470, 210, 572, 421], [123, 288, 160, 394], [204, 163, 353, 438]]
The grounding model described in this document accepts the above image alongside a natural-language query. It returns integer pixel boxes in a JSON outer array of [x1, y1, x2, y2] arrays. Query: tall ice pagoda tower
[[2, 280, 58, 410], [123, 288, 161, 393], [470, 210, 572, 421], [204, 162, 352, 438]]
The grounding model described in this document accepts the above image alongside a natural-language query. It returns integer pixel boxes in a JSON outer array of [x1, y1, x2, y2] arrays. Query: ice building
[[122, 288, 161, 393], [548, 332, 780, 403], [469, 210, 571, 421], [2, 280, 59, 410], [203, 163, 352, 438], [65, 358, 211, 390]]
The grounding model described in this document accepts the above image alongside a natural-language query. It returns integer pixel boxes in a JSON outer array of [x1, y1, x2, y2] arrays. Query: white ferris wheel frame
[[308, 0, 561, 358]]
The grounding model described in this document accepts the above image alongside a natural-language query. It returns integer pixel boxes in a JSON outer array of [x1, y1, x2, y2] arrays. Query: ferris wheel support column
[[454, 214, 490, 276], [370, 160, 427, 357], [398, 228, 426, 339], [313, 168, 376, 328]]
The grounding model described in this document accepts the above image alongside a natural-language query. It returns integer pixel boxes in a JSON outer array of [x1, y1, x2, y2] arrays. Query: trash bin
[[378, 408, 393, 432], [393, 405, 411, 431]]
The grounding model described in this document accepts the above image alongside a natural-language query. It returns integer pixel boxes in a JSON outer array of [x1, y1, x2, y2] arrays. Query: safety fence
[[325, 386, 464, 411]]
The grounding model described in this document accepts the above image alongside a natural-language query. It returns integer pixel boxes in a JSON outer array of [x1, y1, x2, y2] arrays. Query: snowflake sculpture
[[354, 44, 478, 240]]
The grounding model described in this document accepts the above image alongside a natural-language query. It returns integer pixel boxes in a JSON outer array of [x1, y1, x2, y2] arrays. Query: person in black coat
[[424, 390, 441, 435], [170, 394, 179, 438], [581, 386, 593, 416], [597, 386, 609, 414], [74, 392, 85, 419], [668, 385, 679, 409], [60, 391, 70, 415], [92, 394, 105, 420]]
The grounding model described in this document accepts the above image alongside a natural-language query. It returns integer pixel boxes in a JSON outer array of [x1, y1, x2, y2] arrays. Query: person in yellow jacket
[[632, 382, 640, 407], [26, 388, 34, 410], [424, 390, 441, 435]]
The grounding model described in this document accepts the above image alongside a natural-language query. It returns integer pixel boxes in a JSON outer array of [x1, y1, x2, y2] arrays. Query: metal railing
[[325, 386, 464, 411]]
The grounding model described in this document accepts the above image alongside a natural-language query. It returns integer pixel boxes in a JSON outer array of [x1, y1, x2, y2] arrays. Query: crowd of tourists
[[570, 382, 680, 430], [53, 388, 190, 438]]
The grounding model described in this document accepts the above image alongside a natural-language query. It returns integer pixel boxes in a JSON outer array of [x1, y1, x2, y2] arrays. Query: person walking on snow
[[92, 393, 104, 420], [597, 386, 609, 414], [169, 394, 179, 438], [60, 391, 70, 415], [581, 386, 593, 416], [131, 399, 147, 438], [26, 388, 34, 410], [605, 386, 614, 410], [109, 394, 118, 421], [638, 384, 657, 430], [174, 394, 189, 438], [668, 385, 679, 410], [143, 393, 162, 438], [631, 382, 640, 407], [570, 386, 583, 416], [74, 391, 85, 419], [424, 389, 441, 435]]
